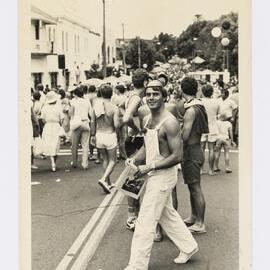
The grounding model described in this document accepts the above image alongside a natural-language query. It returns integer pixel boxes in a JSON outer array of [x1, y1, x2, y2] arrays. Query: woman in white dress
[[41, 91, 64, 171]]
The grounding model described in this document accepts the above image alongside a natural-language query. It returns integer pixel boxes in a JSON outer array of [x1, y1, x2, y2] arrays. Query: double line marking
[[55, 167, 129, 270]]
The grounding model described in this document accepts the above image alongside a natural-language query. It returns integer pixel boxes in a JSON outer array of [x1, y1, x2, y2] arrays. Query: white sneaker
[[174, 246, 199, 264], [126, 216, 137, 231]]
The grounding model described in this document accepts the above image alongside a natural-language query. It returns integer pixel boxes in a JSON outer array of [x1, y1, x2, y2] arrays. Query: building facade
[[31, 3, 116, 91]]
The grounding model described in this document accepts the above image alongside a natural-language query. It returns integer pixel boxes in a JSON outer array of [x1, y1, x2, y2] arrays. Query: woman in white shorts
[[93, 85, 120, 193]]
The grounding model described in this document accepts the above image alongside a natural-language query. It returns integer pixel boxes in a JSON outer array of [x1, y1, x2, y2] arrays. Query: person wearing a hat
[[124, 79, 198, 269], [40, 91, 64, 172]]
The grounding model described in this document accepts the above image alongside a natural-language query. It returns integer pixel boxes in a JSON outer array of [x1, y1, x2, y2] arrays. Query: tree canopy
[[176, 12, 238, 74]]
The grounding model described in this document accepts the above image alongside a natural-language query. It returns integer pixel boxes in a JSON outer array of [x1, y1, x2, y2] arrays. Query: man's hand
[[231, 140, 237, 148], [135, 164, 152, 177], [125, 158, 137, 170], [90, 135, 96, 146]]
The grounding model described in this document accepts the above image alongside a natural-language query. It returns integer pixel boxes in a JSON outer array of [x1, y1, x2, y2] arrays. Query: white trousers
[[126, 168, 198, 270]]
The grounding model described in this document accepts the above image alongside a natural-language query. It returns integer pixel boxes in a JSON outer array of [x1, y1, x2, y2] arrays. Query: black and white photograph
[[20, 0, 250, 269]]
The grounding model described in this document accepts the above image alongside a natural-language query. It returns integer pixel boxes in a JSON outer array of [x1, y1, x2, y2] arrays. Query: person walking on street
[[92, 84, 120, 193], [70, 86, 95, 169], [180, 77, 209, 234], [214, 114, 236, 173], [41, 91, 64, 172], [200, 84, 220, 175], [120, 68, 149, 231], [124, 80, 198, 270]]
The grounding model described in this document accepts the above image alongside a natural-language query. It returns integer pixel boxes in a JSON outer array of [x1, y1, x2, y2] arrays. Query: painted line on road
[[55, 190, 117, 270], [55, 166, 127, 270], [70, 191, 125, 270]]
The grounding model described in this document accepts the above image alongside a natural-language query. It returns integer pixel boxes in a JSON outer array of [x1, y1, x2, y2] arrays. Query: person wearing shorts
[[200, 84, 220, 175], [120, 68, 149, 230], [214, 115, 236, 173], [92, 84, 120, 194], [96, 132, 118, 150], [181, 77, 209, 234]]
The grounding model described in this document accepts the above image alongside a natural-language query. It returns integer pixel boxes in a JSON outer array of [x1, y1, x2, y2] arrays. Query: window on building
[[34, 20, 40, 40], [66, 32, 68, 52], [48, 27, 51, 41], [107, 46, 110, 64], [32, 73, 42, 89], [50, 72, 58, 89], [62, 31, 65, 52]]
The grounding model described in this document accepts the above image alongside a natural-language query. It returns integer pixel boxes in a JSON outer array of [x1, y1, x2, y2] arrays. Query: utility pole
[[137, 36, 141, 68], [122, 23, 126, 74], [102, 0, 107, 78]]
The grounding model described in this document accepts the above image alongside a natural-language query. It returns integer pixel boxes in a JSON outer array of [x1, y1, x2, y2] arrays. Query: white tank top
[[144, 115, 171, 165]]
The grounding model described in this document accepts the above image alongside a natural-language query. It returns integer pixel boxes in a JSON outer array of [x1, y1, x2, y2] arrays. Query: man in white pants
[[124, 80, 198, 270]]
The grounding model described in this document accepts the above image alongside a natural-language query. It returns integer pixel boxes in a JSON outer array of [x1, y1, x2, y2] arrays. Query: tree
[[125, 38, 156, 70], [176, 12, 238, 75], [156, 32, 177, 60]]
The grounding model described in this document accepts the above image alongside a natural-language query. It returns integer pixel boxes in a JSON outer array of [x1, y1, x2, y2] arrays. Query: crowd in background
[[31, 67, 239, 185]]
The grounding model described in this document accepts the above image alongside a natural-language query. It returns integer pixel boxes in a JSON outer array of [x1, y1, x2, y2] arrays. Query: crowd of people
[[31, 66, 239, 269]]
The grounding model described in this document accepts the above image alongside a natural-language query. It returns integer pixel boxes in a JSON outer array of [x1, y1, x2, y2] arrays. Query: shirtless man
[[120, 68, 149, 230], [124, 80, 198, 270], [138, 87, 183, 210], [180, 77, 209, 234], [92, 84, 120, 194], [200, 84, 220, 175]]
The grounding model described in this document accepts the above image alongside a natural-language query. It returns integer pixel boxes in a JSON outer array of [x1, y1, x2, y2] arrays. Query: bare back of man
[[93, 99, 118, 133]]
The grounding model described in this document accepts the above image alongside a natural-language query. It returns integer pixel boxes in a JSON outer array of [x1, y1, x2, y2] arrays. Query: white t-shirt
[[71, 97, 92, 121], [217, 120, 232, 140], [201, 97, 220, 134], [219, 98, 237, 118]]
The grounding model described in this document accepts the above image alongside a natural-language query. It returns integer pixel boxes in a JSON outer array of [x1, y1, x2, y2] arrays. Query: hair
[[222, 89, 229, 99], [100, 84, 113, 99], [33, 91, 41, 101], [74, 87, 84, 98], [202, 84, 213, 98], [36, 83, 44, 91], [89, 85, 96, 93], [58, 89, 66, 99], [180, 77, 198, 96], [132, 68, 148, 88], [116, 84, 126, 94], [81, 85, 88, 94], [217, 79, 224, 89], [145, 80, 167, 98], [157, 73, 168, 86]]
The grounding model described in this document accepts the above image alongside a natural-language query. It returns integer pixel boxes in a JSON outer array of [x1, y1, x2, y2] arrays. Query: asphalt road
[[32, 150, 238, 270]]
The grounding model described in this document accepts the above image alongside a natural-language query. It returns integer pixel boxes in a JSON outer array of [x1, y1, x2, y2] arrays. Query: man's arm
[[138, 106, 149, 130], [113, 107, 120, 129], [154, 118, 182, 170], [182, 107, 195, 142], [136, 118, 182, 176], [132, 144, 146, 165], [122, 96, 141, 125], [88, 103, 96, 135]]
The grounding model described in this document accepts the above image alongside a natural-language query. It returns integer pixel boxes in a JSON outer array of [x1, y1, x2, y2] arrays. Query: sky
[[32, 0, 240, 39]]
